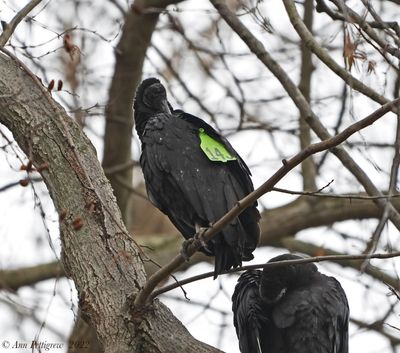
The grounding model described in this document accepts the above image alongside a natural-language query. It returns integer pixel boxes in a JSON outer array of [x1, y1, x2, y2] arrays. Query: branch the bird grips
[[134, 77, 259, 276], [198, 128, 237, 162]]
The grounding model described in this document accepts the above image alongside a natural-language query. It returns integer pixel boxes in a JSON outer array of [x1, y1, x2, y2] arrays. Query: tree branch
[[350, 317, 400, 346], [209, 0, 400, 234], [271, 187, 400, 200], [282, 0, 390, 106], [150, 250, 400, 299], [0, 50, 219, 353], [281, 238, 400, 288], [133, 97, 400, 309], [0, 261, 64, 291], [298, 0, 317, 191], [103, 0, 184, 226], [330, 0, 400, 59], [0, 0, 42, 47]]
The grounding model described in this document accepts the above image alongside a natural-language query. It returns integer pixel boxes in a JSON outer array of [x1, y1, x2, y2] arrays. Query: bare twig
[[281, 237, 400, 288], [103, 160, 138, 175], [151, 44, 219, 126], [298, 0, 317, 191], [113, 175, 149, 200], [359, 0, 400, 40], [162, 294, 231, 315], [271, 187, 400, 200], [362, 73, 400, 262], [281, 0, 390, 107], [351, 317, 400, 346], [0, 0, 43, 47], [0, 180, 24, 192], [0, 176, 42, 192], [103, 0, 185, 226], [133, 97, 400, 309], [210, 0, 400, 232], [331, 0, 400, 59], [0, 261, 64, 291], [150, 250, 400, 300]]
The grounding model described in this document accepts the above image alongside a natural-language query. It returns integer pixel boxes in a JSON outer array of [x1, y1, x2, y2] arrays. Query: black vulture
[[134, 78, 260, 277], [232, 253, 349, 353]]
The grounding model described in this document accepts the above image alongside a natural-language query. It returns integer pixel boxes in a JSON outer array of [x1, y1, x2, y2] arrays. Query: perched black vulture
[[134, 78, 260, 276], [232, 254, 349, 353]]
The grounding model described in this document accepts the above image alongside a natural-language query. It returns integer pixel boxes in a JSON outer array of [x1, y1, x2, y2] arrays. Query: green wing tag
[[198, 128, 237, 162]]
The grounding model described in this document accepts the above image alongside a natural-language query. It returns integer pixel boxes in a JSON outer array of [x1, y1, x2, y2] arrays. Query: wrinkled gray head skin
[[260, 253, 318, 303]]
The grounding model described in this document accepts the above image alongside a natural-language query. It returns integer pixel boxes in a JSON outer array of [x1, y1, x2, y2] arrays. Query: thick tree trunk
[[0, 52, 220, 353], [103, 0, 184, 228]]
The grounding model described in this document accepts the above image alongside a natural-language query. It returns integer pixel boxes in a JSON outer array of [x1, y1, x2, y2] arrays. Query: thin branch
[[113, 174, 149, 200], [281, 237, 400, 289], [271, 187, 400, 200], [0, 176, 43, 192], [162, 293, 231, 315], [359, 0, 400, 40], [298, 0, 317, 191], [0, 180, 24, 192], [103, 160, 138, 175], [103, 0, 185, 226], [133, 97, 400, 309], [108, 0, 127, 15], [331, 0, 400, 59], [0, 261, 64, 291], [362, 73, 400, 260], [0, 0, 43, 47], [209, 0, 400, 232], [151, 44, 219, 126], [150, 250, 400, 300], [351, 317, 400, 346], [282, 0, 390, 107], [316, 0, 400, 43], [316, 83, 347, 172]]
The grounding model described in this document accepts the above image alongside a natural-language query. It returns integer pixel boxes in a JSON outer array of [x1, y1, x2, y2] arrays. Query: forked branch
[[0, 0, 42, 47], [133, 97, 400, 310]]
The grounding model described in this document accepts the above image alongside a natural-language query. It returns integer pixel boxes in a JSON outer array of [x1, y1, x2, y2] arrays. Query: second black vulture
[[232, 253, 349, 353], [134, 78, 260, 277]]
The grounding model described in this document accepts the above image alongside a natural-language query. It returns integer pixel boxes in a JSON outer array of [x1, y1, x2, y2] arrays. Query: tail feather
[[239, 206, 260, 259], [213, 237, 242, 278], [213, 210, 260, 277]]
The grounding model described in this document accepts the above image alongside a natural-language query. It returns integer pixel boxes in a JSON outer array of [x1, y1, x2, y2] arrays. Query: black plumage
[[232, 254, 349, 353], [134, 78, 260, 276]]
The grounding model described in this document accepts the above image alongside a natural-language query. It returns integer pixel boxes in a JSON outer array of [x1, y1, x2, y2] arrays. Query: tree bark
[[0, 51, 220, 353], [103, 0, 184, 227], [1, 191, 398, 292]]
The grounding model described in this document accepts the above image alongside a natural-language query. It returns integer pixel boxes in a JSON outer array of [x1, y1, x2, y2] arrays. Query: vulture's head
[[260, 253, 318, 304], [134, 77, 171, 115]]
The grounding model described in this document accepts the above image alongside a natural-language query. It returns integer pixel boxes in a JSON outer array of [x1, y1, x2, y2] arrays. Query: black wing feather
[[140, 112, 259, 273], [176, 109, 253, 179], [232, 271, 266, 353], [134, 78, 260, 276], [272, 273, 349, 353], [176, 110, 260, 261], [232, 255, 349, 353]]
